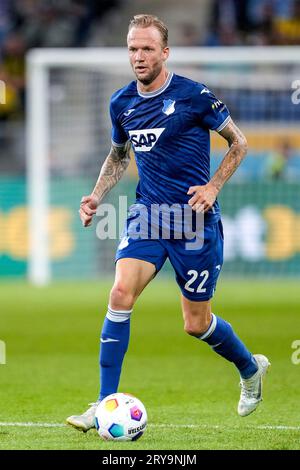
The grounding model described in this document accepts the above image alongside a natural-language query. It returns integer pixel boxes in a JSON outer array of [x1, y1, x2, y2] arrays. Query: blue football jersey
[[110, 73, 230, 224]]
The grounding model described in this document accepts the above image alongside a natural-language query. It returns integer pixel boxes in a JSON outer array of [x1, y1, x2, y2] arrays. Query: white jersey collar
[[137, 72, 174, 98]]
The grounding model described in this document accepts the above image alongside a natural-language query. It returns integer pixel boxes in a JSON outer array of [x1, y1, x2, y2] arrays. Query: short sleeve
[[191, 84, 231, 132], [110, 98, 128, 147]]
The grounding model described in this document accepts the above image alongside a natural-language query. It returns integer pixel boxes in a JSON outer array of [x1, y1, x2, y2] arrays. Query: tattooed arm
[[92, 141, 131, 202], [79, 142, 131, 226], [187, 118, 248, 213], [210, 119, 248, 192]]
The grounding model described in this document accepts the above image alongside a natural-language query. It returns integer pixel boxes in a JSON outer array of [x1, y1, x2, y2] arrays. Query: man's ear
[[163, 47, 170, 61]]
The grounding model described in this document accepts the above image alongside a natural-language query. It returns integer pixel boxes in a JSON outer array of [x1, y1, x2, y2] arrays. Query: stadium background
[[1, 0, 300, 280], [1, 0, 300, 450]]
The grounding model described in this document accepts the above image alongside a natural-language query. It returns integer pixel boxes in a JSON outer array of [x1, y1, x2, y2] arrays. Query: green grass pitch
[[0, 278, 300, 450]]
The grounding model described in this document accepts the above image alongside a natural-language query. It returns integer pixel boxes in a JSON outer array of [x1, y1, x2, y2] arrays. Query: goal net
[[26, 47, 300, 284]]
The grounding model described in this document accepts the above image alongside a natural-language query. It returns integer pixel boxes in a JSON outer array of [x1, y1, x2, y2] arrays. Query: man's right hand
[[79, 194, 99, 227]]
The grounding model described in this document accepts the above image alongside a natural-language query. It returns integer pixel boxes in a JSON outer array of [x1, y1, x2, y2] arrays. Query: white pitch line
[[0, 422, 300, 431], [0, 422, 65, 428], [150, 424, 300, 431]]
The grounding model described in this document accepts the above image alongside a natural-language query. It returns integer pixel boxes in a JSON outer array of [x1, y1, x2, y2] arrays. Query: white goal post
[[26, 47, 300, 285]]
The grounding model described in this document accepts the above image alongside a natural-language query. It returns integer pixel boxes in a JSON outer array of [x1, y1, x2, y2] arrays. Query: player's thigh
[[112, 235, 168, 309], [109, 258, 156, 309], [115, 257, 156, 295]]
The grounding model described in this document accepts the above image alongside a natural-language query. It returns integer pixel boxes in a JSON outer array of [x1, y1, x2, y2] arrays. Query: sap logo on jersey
[[129, 128, 165, 152]]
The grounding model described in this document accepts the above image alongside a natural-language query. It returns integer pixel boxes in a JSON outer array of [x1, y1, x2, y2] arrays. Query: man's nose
[[135, 50, 145, 61]]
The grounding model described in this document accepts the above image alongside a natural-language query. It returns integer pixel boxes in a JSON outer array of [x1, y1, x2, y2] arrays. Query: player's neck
[[137, 68, 170, 94]]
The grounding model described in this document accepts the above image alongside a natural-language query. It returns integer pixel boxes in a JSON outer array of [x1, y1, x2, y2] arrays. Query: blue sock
[[199, 314, 258, 379], [99, 306, 132, 401]]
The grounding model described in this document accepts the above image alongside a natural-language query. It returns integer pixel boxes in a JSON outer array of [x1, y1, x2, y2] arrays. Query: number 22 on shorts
[[184, 270, 209, 293]]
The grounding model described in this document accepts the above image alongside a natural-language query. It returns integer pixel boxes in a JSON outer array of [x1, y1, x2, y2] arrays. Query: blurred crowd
[[0, 0, 119, 116], [0, 0, 120, 171], [204, 0, 300, 47]]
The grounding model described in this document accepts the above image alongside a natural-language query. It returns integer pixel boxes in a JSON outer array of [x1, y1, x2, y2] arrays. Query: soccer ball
[[95, 393, 147, 441]]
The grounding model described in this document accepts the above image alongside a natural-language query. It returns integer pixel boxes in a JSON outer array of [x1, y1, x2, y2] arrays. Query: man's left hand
[[187, 183, 219, 213]]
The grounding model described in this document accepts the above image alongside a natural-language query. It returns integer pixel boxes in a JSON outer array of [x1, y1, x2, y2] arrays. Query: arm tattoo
[[92, 141, 131, 202], [210, 119, 248, 192]]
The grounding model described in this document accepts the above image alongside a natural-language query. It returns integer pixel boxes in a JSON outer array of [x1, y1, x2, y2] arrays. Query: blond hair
[[128, 14, 168, 47]]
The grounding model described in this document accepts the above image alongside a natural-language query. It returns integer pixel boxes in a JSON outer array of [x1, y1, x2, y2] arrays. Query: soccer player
[[67, 14, 270, 432]]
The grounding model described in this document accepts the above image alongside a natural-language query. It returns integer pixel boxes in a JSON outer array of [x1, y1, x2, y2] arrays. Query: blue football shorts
[[115, 217, 224, 302]]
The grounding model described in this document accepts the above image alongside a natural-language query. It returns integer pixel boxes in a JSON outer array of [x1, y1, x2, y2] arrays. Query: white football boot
[[66, 401, 100, 432], [238, 354, 271, 417]]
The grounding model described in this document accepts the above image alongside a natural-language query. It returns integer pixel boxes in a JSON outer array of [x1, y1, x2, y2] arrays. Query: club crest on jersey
[[162, 99, 175, 116], [129, 128, 165, 152]]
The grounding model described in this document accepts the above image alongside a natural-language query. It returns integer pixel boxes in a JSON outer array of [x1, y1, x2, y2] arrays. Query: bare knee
[[181, 296, 212, 337], [184, 315, 212, 337], [109, 282, 135, 310], [182, 300, 212, 337]]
